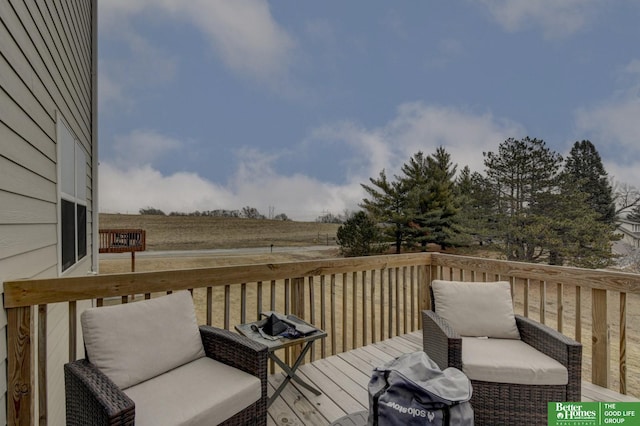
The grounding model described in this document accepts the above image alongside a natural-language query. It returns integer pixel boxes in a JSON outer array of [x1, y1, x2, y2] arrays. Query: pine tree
[[483, 137, 618, 267], [360, 170, 409, 253], [484, 137, 563, 262], [336, 211, 384, 257], [401, 147, 460, 250], [563, 140, 616, 225], [456, 166, 498, 246], [538, 176, 618, 268]]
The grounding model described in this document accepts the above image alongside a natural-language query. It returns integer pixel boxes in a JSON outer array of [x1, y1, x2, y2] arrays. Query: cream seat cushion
[[432, 280, 520, 339], [461, 337, 568, 385], [81, 291, 206, 389], [124, 357, 262, 426]]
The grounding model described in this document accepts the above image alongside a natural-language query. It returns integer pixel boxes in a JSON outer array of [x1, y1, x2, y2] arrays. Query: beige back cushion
[[432, 280, 520, 339], [81, 290, 206, 389]]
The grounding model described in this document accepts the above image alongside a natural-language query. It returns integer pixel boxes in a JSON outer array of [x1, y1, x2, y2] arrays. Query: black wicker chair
[[65, 292, 268, 426], [423, 300, 582, 426]]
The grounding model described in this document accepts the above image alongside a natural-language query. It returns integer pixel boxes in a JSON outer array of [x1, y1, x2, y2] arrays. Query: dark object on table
[[236, 314, 327, 408], [263, 313, 288, 336]]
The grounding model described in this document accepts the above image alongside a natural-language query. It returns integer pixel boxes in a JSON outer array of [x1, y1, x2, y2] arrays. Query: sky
[[98, 1, 640, 221]]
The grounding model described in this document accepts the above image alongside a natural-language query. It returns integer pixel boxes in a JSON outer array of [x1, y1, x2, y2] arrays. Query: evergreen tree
[[484, 137, 563, 262], [360, 170, 409, 253], [456, 167, 498, 246], [563, 140, 616, 225], [401, 147, 460, 250], [484, 137, 618, 267], [399, 151, 431, 249], [537, 176, 618, 268], [336, 211, 385, 257]]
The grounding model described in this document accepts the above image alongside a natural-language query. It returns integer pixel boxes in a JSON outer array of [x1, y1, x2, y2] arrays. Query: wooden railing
[[4, 252, 640, 425], [98, 229, 146, 253]]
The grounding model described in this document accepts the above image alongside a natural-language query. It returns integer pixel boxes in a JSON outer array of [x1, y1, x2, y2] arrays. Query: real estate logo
[[548, 402, 639, 426], [552, 403, 597, 425]]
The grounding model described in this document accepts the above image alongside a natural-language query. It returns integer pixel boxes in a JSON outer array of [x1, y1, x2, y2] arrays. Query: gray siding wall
[[0, 0, 96, 424]]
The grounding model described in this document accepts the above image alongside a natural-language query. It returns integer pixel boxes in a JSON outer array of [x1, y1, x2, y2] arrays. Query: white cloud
[[113, 129, 183, 167], [99, 0, 294, 86], [100, 104, 525, 220], [574, 58, 640, 185], [308, 102, 523, 181], [99, 155, 356, 221], [308, 121, 393, 182], [575, 98, 640, 186], [576, 100, 640, 151], [180, 0, 295, 82], [97, 65, 131, 111], [478, 0, 597, 38], [605, 162, 640, 189], [99, 163, 236, 214], [623, 59, 640, 76], [383, 102, 525, 174]]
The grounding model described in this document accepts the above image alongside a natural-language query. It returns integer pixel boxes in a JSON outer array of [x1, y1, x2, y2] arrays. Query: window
[[58, 118, 87, 272]]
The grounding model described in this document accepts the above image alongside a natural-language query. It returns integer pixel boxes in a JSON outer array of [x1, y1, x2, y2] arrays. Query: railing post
[[592, 288, 610, 387], [291, 277, 305, 320], [291, 277, 305, 362], [7, 306, 34, 426], [418, 255, 433, 329], [620, 292, 627, 394]]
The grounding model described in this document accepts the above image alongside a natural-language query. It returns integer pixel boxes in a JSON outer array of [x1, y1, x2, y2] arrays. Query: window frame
[[57, 116, 88, 274]]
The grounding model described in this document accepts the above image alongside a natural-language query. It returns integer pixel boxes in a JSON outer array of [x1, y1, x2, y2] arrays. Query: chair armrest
[[199, 325, 268, 376], [64, 359, 135, 426], [516, 315, 582, 400], [422, 310, 463, 370]]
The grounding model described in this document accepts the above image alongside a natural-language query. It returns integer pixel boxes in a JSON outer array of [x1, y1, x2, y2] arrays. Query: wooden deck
[[267, 331, 640, 425]]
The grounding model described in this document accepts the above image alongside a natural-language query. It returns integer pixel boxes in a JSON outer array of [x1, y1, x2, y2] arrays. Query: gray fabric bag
[[368, 352, 474, 426]]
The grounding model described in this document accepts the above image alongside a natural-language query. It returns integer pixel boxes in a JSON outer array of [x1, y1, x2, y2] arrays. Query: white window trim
[[56, 114, 88, 275]]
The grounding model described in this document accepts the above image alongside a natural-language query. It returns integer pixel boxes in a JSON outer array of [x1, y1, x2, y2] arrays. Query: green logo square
[[548, 402, 640, 426]]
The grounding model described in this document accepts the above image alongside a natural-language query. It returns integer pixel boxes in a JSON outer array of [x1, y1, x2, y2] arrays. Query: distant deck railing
[[4, 252, 640, 425], [98, 228, 146, 253], [98, 228, 146, 272]]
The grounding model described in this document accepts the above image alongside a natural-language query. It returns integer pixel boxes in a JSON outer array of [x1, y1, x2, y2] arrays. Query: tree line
[[339, 138, 633, 268], [138, 206, 348, 223], [139, 206, 291, 220]]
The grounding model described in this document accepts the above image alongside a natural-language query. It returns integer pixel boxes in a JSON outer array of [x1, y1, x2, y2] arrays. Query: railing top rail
[[98, 228, 146, 233], [6, 251, 640, 308], [3, 253, 431, 308], [431, 253, 640, 295]]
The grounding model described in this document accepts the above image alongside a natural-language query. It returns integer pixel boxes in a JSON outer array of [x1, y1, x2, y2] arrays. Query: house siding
[[0, 0, 96, 424], [618, 220, 640, 249]]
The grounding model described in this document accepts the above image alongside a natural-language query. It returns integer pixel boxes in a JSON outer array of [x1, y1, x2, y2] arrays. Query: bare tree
[[613, 181, 640, 217]]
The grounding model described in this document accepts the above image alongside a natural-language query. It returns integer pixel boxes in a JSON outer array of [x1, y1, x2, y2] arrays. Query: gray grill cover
[[368, 352, 474, 426]]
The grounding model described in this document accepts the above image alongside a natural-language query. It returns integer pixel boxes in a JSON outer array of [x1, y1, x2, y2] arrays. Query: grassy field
[[99, 213, 341, 251], [98, 213, 343, 274]]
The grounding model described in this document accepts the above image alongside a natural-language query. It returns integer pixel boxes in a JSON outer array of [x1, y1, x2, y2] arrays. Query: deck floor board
[[267, 331, 639, 425]]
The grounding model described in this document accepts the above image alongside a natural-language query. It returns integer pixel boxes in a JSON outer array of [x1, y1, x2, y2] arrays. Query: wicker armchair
[[65, 292, 268, 426], [422, 282, 582, 426]]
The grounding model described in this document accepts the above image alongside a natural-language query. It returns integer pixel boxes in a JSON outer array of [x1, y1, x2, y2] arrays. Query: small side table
[[235, 314, 327, 407]]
